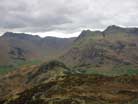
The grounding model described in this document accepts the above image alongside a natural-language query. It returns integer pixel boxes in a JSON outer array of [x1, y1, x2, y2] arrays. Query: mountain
[[0, 32, 75, 66], [0, 25, 138, 104], [104, 25, 138, 36], [61, 25, 138, 71]]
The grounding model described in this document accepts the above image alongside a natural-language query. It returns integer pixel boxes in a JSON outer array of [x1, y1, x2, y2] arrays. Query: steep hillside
[[1, 60, 138, 104], [2, 74, 138, 104], [61, 25, 138, 71], [0, 60, 70, 99]]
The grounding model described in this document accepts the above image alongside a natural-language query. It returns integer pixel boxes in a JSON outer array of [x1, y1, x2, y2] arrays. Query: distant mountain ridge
[[0, 25, 138, 68], [0, 32, 75, 66]]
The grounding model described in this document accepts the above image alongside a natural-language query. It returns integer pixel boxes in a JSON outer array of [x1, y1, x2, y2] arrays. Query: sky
[[0, 0, 138, 37]]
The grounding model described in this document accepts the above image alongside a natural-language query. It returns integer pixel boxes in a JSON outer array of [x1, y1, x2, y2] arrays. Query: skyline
[[0, 0, 138, 37], [1, 25, 138, 38]]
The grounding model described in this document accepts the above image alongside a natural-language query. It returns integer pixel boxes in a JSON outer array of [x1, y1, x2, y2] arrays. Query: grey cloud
[[0, 0, 138, 33]]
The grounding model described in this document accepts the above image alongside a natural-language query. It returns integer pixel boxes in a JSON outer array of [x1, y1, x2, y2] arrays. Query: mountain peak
[[107, 25, 121, 29], [3, 32, 27, 36], [104, 25, 123, 32], [2, 32, 41, 40], [77, 29, 102, 39], [2, 32, 15, 37], [104, 25, 138, 35]]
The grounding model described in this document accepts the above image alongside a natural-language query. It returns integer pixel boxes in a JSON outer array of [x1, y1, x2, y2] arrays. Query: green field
[[0, 66, 14, 74], [72, 65, 138, 76], [0, 60, 42, 74]]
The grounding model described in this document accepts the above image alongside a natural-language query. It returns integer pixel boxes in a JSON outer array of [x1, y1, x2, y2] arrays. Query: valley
[[0, 25, 138, 104]]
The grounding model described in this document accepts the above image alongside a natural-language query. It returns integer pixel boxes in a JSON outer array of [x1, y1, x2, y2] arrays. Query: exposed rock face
[[61, 25, 138, 67], [8, 47, 26, 60]]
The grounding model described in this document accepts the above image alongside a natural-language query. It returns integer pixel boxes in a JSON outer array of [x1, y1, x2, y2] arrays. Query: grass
[[112, 65, 138, 76], [0, 60, 42, 75], [0, 59, 138, 76], [0, 66, 14, 74], [73, 65, 138, 76]]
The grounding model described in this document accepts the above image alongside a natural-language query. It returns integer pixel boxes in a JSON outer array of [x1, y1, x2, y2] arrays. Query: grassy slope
[[0, 60, 42, 74]]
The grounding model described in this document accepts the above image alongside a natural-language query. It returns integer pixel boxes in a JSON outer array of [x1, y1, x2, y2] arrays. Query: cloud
[[0, 0, 138, 35]]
